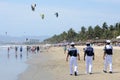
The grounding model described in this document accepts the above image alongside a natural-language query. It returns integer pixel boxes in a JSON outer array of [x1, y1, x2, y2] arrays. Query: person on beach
[[84, 42, 94, 74], [20, 46, 23, 53], [66, 42, 80, 76], [103, 40, 113, 73], [7, 47, 10, 58], [15, 46, 18, 58], [37, 46, 40, 52], [20, 46, 23, 58], [63, 45, 67, 54], [15, 46, 18, 53], [7, 47, 10, 53]]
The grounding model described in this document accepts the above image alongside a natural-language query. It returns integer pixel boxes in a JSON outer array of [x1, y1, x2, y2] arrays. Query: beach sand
[[18, 46, 120, 80]]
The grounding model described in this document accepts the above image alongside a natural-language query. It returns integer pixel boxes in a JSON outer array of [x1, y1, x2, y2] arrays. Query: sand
[[18, 46, 120, 80]]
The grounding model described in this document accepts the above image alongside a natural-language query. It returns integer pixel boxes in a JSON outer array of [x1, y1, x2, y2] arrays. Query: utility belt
[[105, 52, 112, 55], [70, 55, 77, 57], [86, 52, 94, 56], [70, 56, 77, 59], [86, 55, 93, 56], [106, 53, 112, 55]]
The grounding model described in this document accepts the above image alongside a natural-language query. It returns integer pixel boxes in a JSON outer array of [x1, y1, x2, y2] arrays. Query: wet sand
[[18, 46, 120, 80]]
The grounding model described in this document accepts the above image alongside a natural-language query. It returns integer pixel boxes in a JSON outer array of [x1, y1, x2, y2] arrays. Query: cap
[[86, 42, 90, 45], [70, 42, 75, 45], [106, 40, 111, 43]]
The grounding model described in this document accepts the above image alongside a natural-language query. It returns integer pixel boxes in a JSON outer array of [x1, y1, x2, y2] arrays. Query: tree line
[[44, 22, 120, 44]]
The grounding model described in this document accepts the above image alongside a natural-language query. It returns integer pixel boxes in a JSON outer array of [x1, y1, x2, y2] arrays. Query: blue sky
[[0, 0, 120, 37]]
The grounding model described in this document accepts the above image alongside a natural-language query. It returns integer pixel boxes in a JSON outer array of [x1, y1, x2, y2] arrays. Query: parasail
[[40, 14, 45, 19], [31, 3, 36, 11], [55, 12, 59, 18]]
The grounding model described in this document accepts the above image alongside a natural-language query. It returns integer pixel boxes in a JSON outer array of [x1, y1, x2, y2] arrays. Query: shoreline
[[18, 50, 54, 80], [18, 46, 120, 80]]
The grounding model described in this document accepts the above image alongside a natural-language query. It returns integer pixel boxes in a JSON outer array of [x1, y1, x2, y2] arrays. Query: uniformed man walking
[[84, 42, 94, 74], [103, 40, 113, 73], [66, 42, 80, 76]]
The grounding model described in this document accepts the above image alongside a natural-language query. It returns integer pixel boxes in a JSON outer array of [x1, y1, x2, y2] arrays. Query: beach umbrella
[[116, 36, 120, 39]]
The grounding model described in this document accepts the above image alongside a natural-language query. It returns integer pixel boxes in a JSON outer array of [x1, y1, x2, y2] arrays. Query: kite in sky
[[40, 14, 45, 19], [31, 4, 59, 19], [55, 12, 59, 18], [31, 3, 36, 11]]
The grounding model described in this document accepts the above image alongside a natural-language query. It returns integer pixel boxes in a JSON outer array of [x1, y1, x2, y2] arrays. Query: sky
[[0, 0, 120, 37]]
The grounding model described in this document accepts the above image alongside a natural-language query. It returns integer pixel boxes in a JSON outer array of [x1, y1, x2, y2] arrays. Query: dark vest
[[85, 46, 94, 56], [105, 45, 113, 55], [68, 48, 77, 57]]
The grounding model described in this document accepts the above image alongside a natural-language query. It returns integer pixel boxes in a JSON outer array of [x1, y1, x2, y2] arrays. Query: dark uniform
[[103, 40, 113, 73], [84, 43, 94, 74], [66, 42, 80, 76]]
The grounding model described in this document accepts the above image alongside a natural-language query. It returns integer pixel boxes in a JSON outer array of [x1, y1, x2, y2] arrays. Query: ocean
[[0, 45, 31, 80]]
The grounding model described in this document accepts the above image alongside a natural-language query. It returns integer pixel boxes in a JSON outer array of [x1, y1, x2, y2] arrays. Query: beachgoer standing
[[66, 42, 80, 76], [15, 46, 18, 53], [84, 42, 94, 74], [20, 46, 23, 58], [8, 47, 10, 53], [20, 46, 23, 52], [15, 46, 18, 58], [103, 40, 113, 73], [63, 45, 67, 54], [37, 46, 40, 52]]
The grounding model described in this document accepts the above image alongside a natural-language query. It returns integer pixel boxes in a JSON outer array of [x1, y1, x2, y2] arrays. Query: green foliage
[[44, 22, 120, 43]]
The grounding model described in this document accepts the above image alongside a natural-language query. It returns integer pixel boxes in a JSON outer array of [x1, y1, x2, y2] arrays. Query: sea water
[[0, 45, 30, 80]]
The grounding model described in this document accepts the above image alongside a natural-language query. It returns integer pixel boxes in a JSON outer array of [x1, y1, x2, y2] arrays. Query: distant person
[[7, 47, 10, 59], [26, 46, 29, 52], [26, 46, 30, 58], [66, 42, 80, 76], [84, 42, 94, 74], [15, 46, 18, 57], [31, 46, 36, 53], [37, 46, 40, 52], [20, 46, 23, 53], [15, 46, 18, 53], [26, 46, 31, 52], [63, 45, 67, 54], [18, 46, 22, 58], [103, 40, 113, 73], [7, 47, 10, 53]]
